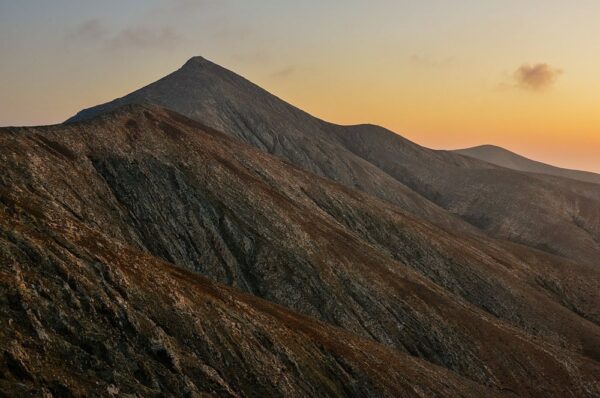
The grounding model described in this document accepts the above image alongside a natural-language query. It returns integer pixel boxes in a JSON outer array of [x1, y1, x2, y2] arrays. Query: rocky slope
[[66, 56, 600, 267], [454, 144, 600, 184], [1, 191, 496, 397], [66, 58, 469, 236], [4, 105, 600, 396]]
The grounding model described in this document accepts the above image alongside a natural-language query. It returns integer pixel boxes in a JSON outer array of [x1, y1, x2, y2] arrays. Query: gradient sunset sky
[[2, 1, 599, 172]]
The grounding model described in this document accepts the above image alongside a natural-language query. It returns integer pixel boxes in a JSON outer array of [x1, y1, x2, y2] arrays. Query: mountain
[[4, 105, 600, 396], [66, 57, 472, 236], [66, 56, 600, 267], [454, 144, 600, 184], [331, 127, 600, 268], [0, 178, 493, 398]]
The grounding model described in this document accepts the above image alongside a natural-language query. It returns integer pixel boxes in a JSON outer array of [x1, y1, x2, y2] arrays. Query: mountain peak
[[181, 56, 212, 69]]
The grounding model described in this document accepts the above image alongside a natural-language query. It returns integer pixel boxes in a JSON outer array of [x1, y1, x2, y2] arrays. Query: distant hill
[[454, 144, 600, 184]]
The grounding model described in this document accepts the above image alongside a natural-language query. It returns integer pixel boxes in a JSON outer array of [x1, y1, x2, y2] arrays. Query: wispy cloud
[[67, 19, 107, 41], [169, 0, 212, 12], [67, 19, 180, 52], [229, 51, 271, 64], [149, 0, 221, 16], [409, 54, 454, 69], [106, 27, 180, 51], [513, 63, 563, 91], [271, 66, 295, 79]]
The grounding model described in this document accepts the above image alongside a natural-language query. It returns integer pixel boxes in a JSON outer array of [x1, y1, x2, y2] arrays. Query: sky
[[1, 1, 600, 173]]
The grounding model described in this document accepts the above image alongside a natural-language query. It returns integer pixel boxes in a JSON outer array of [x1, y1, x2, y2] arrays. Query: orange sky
[[1, 1, 599, 172]]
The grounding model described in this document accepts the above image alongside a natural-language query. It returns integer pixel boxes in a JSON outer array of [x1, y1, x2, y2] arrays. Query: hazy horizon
[[2, 0, 599, 173]]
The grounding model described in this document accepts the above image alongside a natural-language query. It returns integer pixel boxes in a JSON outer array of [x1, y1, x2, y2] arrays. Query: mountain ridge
[[64, 56, 600, 267], [4, 104, 600, 396], [67, 56, 477, 235]]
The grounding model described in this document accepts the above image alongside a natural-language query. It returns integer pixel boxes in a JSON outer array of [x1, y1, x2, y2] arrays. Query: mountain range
[[2, 57, 599, 397], [67, 56, 600, 268]]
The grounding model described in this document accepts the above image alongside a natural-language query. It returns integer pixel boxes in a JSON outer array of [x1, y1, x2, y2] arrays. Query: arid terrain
[[1, 57, 599, 397], [68, 57, 600, 268]]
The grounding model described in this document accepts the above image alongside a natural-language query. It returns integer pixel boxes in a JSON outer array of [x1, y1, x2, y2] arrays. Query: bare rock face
[[3, 106, 600, 396], [66, 56, 600, 267]]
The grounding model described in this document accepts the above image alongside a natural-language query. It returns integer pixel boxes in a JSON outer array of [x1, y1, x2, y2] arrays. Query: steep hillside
[[333, 125, 600, 267], [67, 57, 468, 235], [4, 105, 600, 396], [66, 56, 600, 267], [1, 192, 496, 397]]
